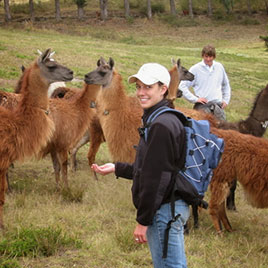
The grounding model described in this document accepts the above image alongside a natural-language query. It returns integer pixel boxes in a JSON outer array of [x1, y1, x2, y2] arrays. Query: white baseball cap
[[128, 63, 170, 87]]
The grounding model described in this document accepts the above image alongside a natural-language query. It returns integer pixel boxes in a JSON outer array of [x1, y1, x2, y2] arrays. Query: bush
[[260, 35, 268, 50]]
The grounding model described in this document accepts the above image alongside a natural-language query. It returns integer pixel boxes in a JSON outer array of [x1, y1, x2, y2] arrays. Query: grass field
[[0, 9, 268, 268]]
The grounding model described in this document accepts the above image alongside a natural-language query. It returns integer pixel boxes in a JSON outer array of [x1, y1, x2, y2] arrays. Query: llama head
[[84, 57, 114, 88], [37, 48, 73, 84], [196, 101, 226, 121], [173, 58, 194, 83], [250, 84, 268, 123], [168, 58, 194, 101]]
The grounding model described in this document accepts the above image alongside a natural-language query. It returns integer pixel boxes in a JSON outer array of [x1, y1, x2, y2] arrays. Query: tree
[[147, 0, 152, 19], [4, 0, 11, 22], [29, 0, 35, 21], [74, 0, 86, 20], [207, 0, 212, 17], [170, 0, 176, 15], [188, 0, 194, 18], [124, 0, 130, 18], [220, 0, 233, 14], [264, 0, 268, 14], [100, 0, 108, 21], [247, 0, 252, 15], [55, 0, 61, 21]]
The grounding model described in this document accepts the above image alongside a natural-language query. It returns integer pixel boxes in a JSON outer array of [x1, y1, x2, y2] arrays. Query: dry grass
[[0, 11, 268, 267]]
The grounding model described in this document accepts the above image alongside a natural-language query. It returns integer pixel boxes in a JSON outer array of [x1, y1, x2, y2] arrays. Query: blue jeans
[[147, 199, 190, 268]]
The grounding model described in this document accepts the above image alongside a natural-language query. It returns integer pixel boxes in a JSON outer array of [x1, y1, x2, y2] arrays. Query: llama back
[[211, 127, 268, 208]]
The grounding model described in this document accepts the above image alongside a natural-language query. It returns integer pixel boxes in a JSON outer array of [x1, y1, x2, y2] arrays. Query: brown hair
[[201, 45, 216, 58], [158, 81, 175, 108]]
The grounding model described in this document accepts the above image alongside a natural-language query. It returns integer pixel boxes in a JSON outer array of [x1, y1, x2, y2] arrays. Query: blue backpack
[[143, 106, 224, 258]]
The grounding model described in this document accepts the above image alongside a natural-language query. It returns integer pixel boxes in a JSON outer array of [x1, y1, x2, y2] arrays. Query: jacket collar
[[142, 99, 169, 125]]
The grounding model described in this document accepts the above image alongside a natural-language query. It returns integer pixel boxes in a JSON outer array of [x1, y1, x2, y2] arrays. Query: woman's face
[[136, 80, 167, 109]]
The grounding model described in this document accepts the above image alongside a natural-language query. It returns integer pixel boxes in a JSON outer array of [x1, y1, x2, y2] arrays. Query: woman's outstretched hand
[[91, 163, 115, 175]]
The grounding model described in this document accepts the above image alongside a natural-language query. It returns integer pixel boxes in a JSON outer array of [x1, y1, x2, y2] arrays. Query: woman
[[91, 63, 190, 268]]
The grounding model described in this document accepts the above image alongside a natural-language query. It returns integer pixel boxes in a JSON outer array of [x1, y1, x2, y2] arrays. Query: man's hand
[[196, 97, 208, 104], [221, 101, 227, 109]]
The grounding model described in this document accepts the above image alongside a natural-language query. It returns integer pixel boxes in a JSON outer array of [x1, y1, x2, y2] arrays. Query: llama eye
[[99, 71, 106, 77]]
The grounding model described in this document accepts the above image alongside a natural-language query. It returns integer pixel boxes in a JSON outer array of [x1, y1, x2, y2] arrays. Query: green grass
[[0, 14, 268, 268]]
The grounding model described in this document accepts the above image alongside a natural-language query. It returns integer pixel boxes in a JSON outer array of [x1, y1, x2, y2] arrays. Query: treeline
[[2, 0, 268, 22]]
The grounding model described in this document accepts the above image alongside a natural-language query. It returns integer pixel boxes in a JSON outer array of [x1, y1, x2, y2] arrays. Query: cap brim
[[128, 74, 158, 85]]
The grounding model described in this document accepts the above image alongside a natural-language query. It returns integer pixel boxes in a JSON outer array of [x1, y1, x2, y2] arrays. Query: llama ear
[[97, 57, 106, 66], [38, 48, 51, 63], [177, 58, 181, 68], [171, 58, 176, 65], [21, 65, 25, 72], [109, 58, 114, 69]]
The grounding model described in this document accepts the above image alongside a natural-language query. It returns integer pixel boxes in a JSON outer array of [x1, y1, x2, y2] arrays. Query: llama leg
[[5, 171, 11, 193], [58, 151, 69, 188], [50, 150, 61, 188], [0, 170, 7, 229], [70, 130, 90, 172], [87, 118, 105, 166], [226, 179, 237, 211], [218, 201, 233, 232], [209, 180, 230, 234], [192, 204, 199, 228]]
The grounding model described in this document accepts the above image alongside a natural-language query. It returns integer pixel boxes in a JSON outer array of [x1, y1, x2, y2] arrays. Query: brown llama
[[208, 127, 268, 233], [39, 81, 101, 188], [13, 74, 101, 188], [85, 57, 217, 167], [0, 48, 73, 228], [87, 57, 142, 164], [219, 84, 268, 210], [167, 58, 194, 101]]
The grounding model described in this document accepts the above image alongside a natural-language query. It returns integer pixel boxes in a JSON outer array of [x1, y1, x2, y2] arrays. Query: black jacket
[[115, 99, 186, 226]]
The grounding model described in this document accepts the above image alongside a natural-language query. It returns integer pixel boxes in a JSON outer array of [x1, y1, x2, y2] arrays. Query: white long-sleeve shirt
[[179, 60, 231, 104]]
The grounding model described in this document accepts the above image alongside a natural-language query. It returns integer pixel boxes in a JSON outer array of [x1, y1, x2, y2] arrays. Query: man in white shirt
[[179, 45, 231, 116]]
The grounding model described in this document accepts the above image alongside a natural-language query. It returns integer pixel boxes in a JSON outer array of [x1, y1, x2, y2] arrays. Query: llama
[[218, 84, 268, 210], [13, 74, 101, 188], [0, 48, 73, 228], [167, 58, 194, 101], [208, 127, 268, 233], [39, 82, 101, 188], [87, 57, 142, 164]]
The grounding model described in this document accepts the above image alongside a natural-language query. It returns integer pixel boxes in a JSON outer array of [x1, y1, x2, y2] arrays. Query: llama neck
[[19, 63, 49, 111], [101, 74, 127, 107], [168, 66, 179, 100], [79, 84, 101, 106]]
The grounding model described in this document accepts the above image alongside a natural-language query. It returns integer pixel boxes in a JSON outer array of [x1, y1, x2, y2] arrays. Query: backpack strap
[[144, 106, 189, 142], [162, 184, 181, 258]]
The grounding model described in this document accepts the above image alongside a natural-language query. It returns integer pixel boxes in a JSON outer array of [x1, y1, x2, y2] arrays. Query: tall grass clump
[[0, 226, 82, 258]]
